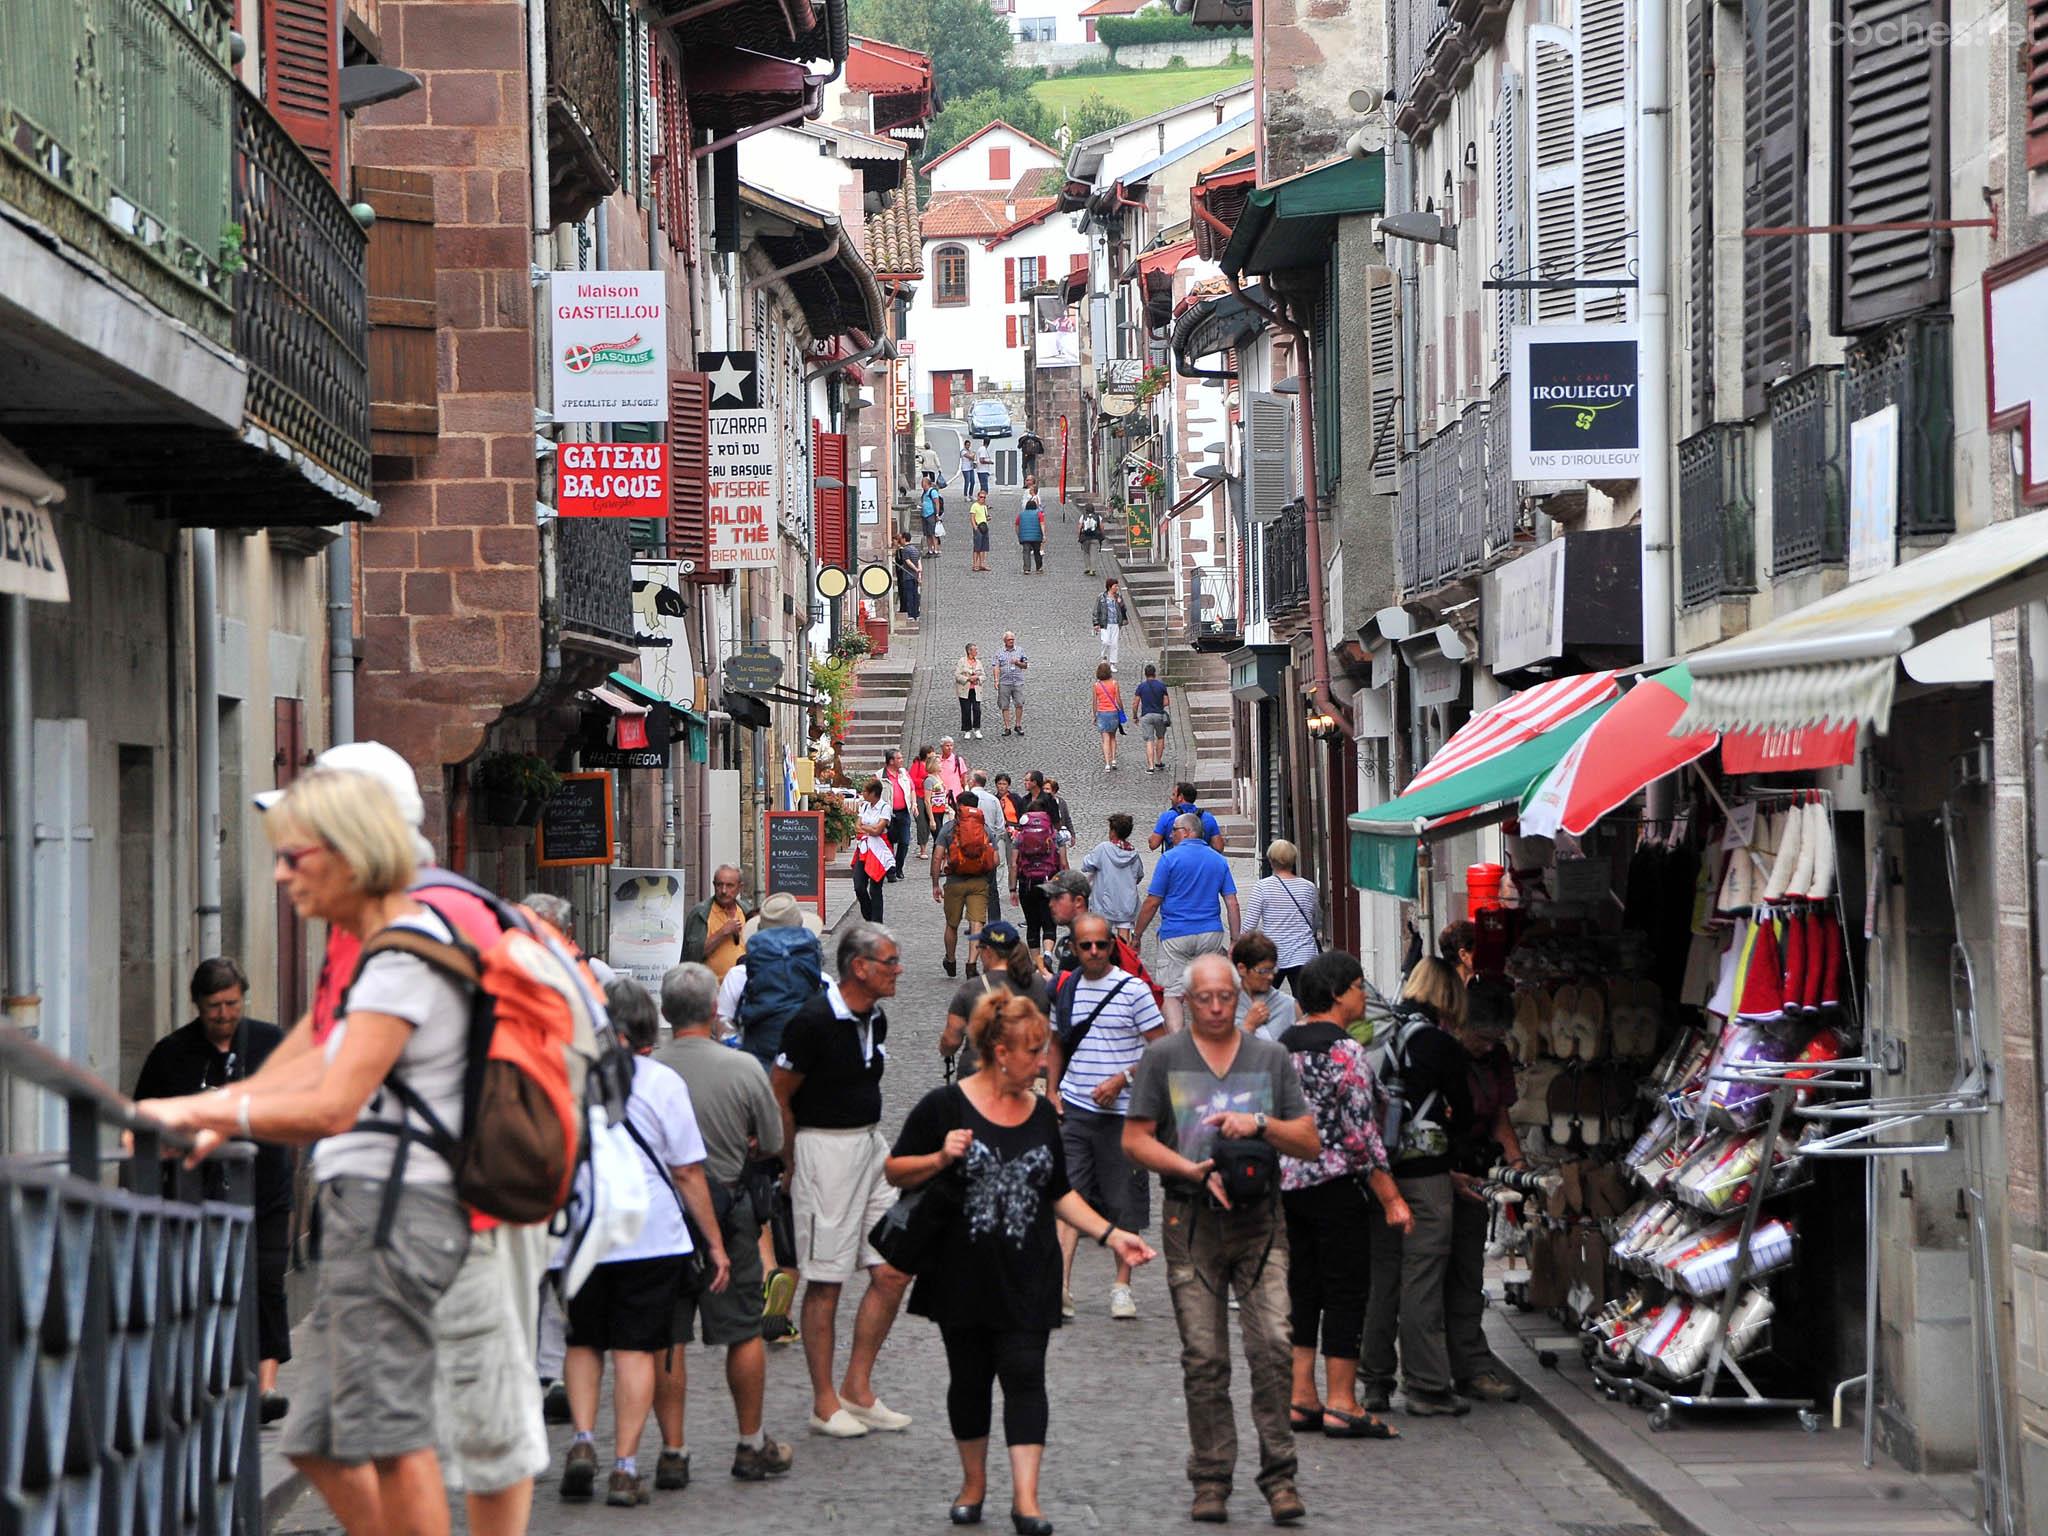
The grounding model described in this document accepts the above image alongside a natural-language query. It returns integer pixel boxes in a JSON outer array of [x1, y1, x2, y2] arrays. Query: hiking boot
[[943, 957, 958, 977], [732, 1436, 794, 1481], [1458, 1372, 1522, 1403], [1264, 1482, 1307, 1526], [1191, 1484, 1230, 1523], [606, 1469, 650, 1507], [1360, 1381, 1393, 1414], [654, 1451, 690, 1490], [1403, 1388, 1472, 1417], [560, 1441, 598, 1500]]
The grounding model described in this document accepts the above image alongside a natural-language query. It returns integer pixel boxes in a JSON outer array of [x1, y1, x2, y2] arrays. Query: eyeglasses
[[861, 953, 904, 970], [274, 844, 324, 871], [1075, 939, 1114, 952], [1188, 989, 1238, 1006], [1242, 963, 1277, 977]]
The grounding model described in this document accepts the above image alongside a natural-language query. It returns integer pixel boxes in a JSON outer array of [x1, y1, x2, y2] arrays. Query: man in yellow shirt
[[683, 864, 749, 980]]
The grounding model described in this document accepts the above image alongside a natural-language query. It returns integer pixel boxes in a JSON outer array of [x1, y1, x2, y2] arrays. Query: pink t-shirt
[[936, 750, 967, 795]]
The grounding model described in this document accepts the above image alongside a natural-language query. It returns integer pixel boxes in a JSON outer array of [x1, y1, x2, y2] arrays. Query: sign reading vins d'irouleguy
[[1510, 323, 1642, 480]]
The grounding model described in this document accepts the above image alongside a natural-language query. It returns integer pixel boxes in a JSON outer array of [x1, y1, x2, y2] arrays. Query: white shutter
[[1526, 25, 1581, 323], [1492, 66, 1523, 375], [1245, 391, 1295, 525], [1578, 0, 1634, 323], [1366, 265, 1401, 494]]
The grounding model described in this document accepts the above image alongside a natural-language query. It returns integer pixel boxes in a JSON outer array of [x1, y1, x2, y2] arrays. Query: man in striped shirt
[[1052, 914, 1169, 1321]]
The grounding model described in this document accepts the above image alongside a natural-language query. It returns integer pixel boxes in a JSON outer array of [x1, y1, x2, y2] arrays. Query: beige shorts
[[433, 1229, 549, 1493], [1154, 930, 1229, 998], [943, 875, 990, 929], [792, 1126, 898, 1283]]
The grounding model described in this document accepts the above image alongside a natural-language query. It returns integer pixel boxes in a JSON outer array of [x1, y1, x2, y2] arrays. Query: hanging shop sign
[[1510, 323, 1642, 480], [722, 647, 784, 693], [631, 559, 693, 705], [892, 357, 912, 433], [607, 868, 688, 989], [1484, 538, 1566, 672], [1847, 404, 1899, 584], [550, 271, 667, 422], [558, 441, 668, 517], [1481, 528, 1642, 674], [537, 772, 615, 867], [1125, 497, 1153, 555], [702, 349, 777, 570], [1986, 245, 2048, 507], [1411, 653, 1463, 707], [0, 493, 68, 604]]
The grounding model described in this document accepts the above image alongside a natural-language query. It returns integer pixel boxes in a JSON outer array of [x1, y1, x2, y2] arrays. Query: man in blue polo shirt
[[1132, 813, 1239, 1032], [1148, 781, 1224, 853]]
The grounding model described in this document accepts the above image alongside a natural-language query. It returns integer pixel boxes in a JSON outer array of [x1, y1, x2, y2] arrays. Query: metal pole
[[1637, 0, 1674, 672], [193, 529, 222, 959], [3, 594, 39, 1150]]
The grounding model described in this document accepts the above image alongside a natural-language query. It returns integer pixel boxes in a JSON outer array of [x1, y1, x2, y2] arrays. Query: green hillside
[[1028, 64, 1252, 126]]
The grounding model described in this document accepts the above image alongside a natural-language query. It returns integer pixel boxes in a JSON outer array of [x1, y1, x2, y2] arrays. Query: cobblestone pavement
[[280, 480, 1663, 1535]]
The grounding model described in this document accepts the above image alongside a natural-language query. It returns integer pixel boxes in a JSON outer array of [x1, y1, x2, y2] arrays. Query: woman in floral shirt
[[1277, 950, 1415, 1439]]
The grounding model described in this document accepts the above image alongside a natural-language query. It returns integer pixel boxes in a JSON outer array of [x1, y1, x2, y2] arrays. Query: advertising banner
[[607, 868, 689, 988], [550, 271, 667, 421], [1035, 296, 1080, 369], [1510, 324, 1642, 479], [631, 558, 693, 705], [702, 349, 777, 570], [558, 441, 668, 517]]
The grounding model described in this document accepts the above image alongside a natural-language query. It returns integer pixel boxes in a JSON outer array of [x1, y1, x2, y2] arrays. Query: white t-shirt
[[314, 908, 470, 1185], [608, 1055, 708, 1263], [717, 964, 748, 1030], [1058, 967, 1167, 1116]]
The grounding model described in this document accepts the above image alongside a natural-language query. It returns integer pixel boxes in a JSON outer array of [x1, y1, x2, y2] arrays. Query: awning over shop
[[610, 671, 710, 762], [1220, 154, 1386, 278], [1520, 665, 1718, 840], [741, 183, 887, 341], [1170, 283, 1270, 373], [1674, 513, 2048, 740], [1125, 238, 1198, 285]]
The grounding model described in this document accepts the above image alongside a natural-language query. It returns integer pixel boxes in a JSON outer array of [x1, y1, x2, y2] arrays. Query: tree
[[849, 0, 1022, 104], [1062, 92, 1129, 144], [920, 87, 1056, 164]]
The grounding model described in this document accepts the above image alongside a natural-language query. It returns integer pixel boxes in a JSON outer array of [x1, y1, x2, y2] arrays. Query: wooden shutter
[[670, 372, 717, 582], [1743, 0, 1807, 416], [1004, 257, 1016, 302], [354, 167, 439, 455], [1578, 0, 1632, 323], [813, 423, 849, 571], [1366, 265, 1400, 494], [1070, 252, 1088, 275], [1526, 25, 1580, 323], [1312, 275, 1339, 495], [1831, 0, 1947, 333], [1492, 67, 1522, 377], [1687, 0, 1715, 426], [1245, 392, 1294, 525], [2031, 0, 2048, 169], [659, 53, 692, 252], [263, 0, 341, 183], [1006, 315, 1019, 348]]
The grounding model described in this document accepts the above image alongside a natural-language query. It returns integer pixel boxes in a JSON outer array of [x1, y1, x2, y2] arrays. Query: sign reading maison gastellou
[[551, 271, 667, 421]]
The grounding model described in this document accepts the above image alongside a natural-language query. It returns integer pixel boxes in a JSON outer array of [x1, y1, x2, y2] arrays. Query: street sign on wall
[[550, 272, 667, 421], [1510, 323, 1642, 479], [702, 349, 777, 570], [558, 441, 668, 517]]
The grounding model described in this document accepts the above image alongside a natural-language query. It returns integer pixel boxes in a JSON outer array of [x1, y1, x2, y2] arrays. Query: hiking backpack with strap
[[1015, 811, 1060, 880], [947, 803, 999, 876], [738, 924, 826, 1044], [1366, 1006, 1444, 1157]]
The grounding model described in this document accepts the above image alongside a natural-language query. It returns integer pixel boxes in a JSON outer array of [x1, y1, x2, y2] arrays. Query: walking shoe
[[655, 1451, 690, 1490], [808, 1409, 869, 1438], [560, 1441, 598, 1500], [763, 1268, 796, 1320], [764, 1315, 801, 1345], [841, 1397, 913, 1432], [732, 1436, 794, 1480], [606, 1469, 650, 1507], [1109, 1284, 1137, 1319], [1191, 1484, 1230, 1523], [1002, 727, 1014, 737], [1061, 1288, 1077, 1321], [1264, 1482, 1307, 1525], [541, 1379, 570, 1422], [1457, 1372, 1522, 1403], [1360, 1383, 1392, 1414], [943, 957, 958, 978], [1403, 1388, 1472, 1417], [260, 1391, 291, 1424]]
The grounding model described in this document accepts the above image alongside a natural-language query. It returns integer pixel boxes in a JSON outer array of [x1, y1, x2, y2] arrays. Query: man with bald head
[[682, 865, 749, 981], [1123, 952, 1318, 1525], [1132, 813, 1239, 1032]]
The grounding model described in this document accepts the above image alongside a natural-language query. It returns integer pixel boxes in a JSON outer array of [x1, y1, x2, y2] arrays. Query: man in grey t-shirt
[[994, 631, 1029, 737], [1122, 953, 1318, 1527]]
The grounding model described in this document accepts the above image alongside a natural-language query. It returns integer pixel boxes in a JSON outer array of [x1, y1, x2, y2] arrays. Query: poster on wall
[[559, 441, 668, 517], [701, 349, 777, 570], [607, 868, 688, 988], [1847, 404, 1899, 584], [550, 271, 667, 421], [630, 558, 693, 703], [1510, 323, 1641, 479], [1034, 296, 1080, 369]]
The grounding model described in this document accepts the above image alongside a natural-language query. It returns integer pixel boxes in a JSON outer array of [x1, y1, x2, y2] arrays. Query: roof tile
[[866, 179, 923, 276]]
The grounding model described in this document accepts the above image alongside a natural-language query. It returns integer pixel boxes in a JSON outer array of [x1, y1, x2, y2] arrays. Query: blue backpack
[[739, 924, 825, 1064]]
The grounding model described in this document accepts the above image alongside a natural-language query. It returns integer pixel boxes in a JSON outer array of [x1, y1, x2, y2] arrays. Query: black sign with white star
[[700, 350, 760, 410]]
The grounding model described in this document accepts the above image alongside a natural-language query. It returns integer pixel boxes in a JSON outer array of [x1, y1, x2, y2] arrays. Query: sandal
[[1320, 1407, 1398, 1440], [1288, 1404, 1325, 1433]]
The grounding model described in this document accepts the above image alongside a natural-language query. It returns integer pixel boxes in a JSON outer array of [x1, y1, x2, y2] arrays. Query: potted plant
[[474, 751, 561, 826], [819, 793, 860, 865]]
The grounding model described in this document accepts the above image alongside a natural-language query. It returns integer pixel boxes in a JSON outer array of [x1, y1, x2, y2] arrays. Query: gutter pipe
[[759, 228, 841, 287], [327, 530, 354, 744], [692, 83, 826, 162], [193, 530, 221, 959]]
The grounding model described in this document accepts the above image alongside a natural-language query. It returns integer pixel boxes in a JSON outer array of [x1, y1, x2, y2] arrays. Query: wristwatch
[[1254, 1112, 1269, 1137]]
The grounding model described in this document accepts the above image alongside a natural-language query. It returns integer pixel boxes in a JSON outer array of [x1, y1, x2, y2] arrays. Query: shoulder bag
[[618, 1112, 712, 1298], [1278, 877, 1324, 955], [868, 1087, 965, 1275]]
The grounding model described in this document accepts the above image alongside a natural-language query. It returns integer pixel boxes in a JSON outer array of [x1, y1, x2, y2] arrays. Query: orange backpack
[[948, 804, 1000, 876]]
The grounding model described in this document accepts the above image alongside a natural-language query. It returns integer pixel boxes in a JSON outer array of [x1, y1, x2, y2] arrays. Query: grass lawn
[[1028, 63, 1252, 123]]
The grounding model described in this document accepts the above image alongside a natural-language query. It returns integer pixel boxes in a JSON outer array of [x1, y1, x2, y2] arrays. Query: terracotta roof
[[1009, 168, 1064, 202], [921, 119, 1061, 175], [1079, 0, 1151, 15], [866, 182, 923, 277], [847, 36, 933, 95], [920, 191, 1012, 238], [984, 197, 1058, 247]]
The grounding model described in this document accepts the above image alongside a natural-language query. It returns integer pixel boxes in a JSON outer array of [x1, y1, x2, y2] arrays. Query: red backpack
[[948, 804, 999, 876], [1015, 811, 1060, 880]]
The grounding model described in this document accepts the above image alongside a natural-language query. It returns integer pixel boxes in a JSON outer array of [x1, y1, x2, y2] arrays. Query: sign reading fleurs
[[702, 349, 777, 570], [1510, 323, 1642, 479], [550, 271, 667, 421], [557, 442, 668, 517]]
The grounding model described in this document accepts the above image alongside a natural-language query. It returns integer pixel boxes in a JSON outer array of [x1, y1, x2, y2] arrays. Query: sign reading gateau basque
[[550, 271, 667, 421], [701, 349, 776, 570], [557, 442, 668, 517]]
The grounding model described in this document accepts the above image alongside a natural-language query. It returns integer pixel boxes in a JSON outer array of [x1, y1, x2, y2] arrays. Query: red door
[[931, 370, 951, 417]]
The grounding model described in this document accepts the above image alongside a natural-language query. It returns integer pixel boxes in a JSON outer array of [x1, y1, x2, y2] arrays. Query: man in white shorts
[[771, 923, 914, 1438], [1132, 813, 1241, 1032]]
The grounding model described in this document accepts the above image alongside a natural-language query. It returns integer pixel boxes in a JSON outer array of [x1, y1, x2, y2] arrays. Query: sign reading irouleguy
[[1510, 323, 1642, 480], [550, 272, 667, 421]]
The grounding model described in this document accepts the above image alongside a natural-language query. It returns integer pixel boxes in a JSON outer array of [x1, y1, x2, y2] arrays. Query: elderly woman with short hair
[[1241, 840, 1324, 992]]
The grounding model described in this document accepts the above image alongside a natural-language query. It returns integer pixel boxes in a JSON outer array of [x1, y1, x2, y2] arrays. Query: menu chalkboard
[[537, 773, 614, 867], [764, 811, 825, 913]]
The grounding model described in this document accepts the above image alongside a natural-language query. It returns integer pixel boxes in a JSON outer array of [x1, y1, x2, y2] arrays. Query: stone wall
[[1257, 0, 1387, 182]]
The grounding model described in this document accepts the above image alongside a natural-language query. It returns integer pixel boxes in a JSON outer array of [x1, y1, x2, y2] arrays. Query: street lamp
[[1376, 211, 1458, 250]]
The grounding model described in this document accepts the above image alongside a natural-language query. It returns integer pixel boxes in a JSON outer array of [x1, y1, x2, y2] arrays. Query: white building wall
[[926, 125, 1061, 194], [909, 215, 1090, 401]]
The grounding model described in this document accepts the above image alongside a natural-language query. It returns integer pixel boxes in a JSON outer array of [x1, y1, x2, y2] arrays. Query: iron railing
[[1, 1024, 261, 1536], [233, 87, 372, 503], [1395, 450, 1419, 595], [1768, 365, 1845, 576], [1844, 314, 1953, 540], [1263, 502, 1309, 618], [0, 0, 236, 339], [557, 516, 636, 649], [1679, 423, 1755, 607], [1485, 376, 1515, 558], [1187, 564, 1242, 652], [1398, 402, 1506, 599], [546, 0, 625, 226]]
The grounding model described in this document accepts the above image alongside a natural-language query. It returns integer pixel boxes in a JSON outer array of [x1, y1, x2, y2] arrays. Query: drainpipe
[[3, 594, 36, 1041], [805, 327, 891, 384], [327, 529, 354, 744], [193, 530, 222, 959], [760, 229, 841, 288], [1390, 134, 1419, 458], [1638, 0, 1673, 669]]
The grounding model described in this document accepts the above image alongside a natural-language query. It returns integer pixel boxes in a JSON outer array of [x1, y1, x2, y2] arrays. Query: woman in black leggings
[[888, 995, 1156, 1533]]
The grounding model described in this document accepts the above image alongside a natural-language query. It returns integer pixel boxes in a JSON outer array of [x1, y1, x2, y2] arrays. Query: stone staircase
[[839, 653, 916, 782]]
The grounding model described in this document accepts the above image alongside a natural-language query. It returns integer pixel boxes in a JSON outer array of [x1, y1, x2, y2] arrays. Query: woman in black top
[[888, 994, 1155, 1534]]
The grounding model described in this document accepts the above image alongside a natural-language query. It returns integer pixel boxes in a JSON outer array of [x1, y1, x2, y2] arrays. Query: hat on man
[[978, 921, 1024, 954], [743, 891, 824, 939], [254, 740, 433, 862], [1038, 870, 1092, 902]]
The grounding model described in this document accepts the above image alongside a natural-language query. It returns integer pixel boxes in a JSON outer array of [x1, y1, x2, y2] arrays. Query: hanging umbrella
[[1518, 664, 1719, 840], [1403, 670, 1622, 793]]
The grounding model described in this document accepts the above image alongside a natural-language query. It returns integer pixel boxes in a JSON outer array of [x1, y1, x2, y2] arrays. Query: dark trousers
[[256, 1209, 293, 1364], [1362, 1171, 1454, 1395], [889, 808, 912, 875], [959, 692, 982, 732], [939, 1325, 1050, 1444], [1282, 1177, 1371, 1358], [854, 861, 886, 922], [986, 870, 1003, 923], [1019, 884, 1054, 949], [1445, 1186, 1497, 1384], [901, 577, 920, 620], [1020, 539, 1043, 572]]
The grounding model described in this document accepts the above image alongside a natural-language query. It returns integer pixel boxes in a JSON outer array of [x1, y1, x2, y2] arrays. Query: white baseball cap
[[254, 740, 425, 830]]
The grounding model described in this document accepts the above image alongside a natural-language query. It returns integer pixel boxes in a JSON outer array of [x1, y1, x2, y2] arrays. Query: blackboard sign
[[537, 773, 615, 867], [764, 811, 825, 914]]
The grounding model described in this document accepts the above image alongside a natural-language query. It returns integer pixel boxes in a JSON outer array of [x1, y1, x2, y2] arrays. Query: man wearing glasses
[[771, 923, 915, 1439]]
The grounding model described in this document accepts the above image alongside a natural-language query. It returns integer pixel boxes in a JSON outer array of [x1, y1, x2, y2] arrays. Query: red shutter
[[660, 51, 691, 251], [1005, 257, 1017, 302], [990, 146, 1011, 181], [1006, 315, 1018, 348], [670, 372, 718, 582], [815, 426, 849, 571], [1070, 253, 1088, 275], [2030, 0, 2048, 169], [262, 0, 340, 184]]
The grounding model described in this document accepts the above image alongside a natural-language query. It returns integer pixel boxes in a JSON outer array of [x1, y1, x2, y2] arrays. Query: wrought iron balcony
[[547, 0, 624, 227], [1768, 365, 1845, 576], [1679, 424, 1755, 607], [1263, 502, 1309, 619], [0, 0, 236, 341], [1398, 402, 1504, 600], [558, 516, 636, 652], [1187, 564, 1243, 653], [1845, 314, 1953, 541]]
